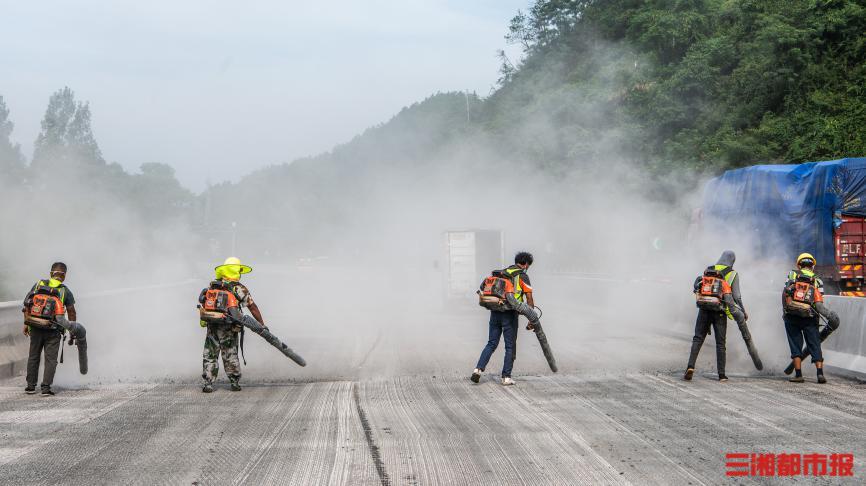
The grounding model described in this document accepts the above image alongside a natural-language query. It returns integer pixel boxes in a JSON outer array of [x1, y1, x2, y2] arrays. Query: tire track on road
[[230, 384, 315, 484], [353, 382, 391, 486], [532, 374, 708, 486]]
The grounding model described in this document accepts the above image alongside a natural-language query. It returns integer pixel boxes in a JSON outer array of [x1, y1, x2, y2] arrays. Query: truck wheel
[[823, 280, 842, 296]]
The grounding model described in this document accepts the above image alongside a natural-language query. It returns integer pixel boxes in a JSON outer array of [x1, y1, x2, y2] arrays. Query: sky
[[1, 0, 531, 191]]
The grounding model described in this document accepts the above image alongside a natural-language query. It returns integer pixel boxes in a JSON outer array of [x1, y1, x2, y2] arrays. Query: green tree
[[32, 87, 104, 171], [0, 95, 25, 182], [486, 0, 866, 174], [130, 162, 195, 222]]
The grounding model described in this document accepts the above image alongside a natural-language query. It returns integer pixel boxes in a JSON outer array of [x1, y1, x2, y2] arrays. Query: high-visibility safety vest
[[38, 279, 68, 302], [787, 268, 823, 288], [503, 266, 530, 303], [714, 265, 738, 320]]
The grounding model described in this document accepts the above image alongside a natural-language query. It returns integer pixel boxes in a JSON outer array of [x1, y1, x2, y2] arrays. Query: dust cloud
[[1, 44, 795, 388]]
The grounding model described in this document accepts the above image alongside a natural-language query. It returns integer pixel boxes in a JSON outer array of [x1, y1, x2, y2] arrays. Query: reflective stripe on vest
[[37, 280, 66, 304], [790, 268, 815, 279], [505, 267, 525, 302], [789, 269, 822, 289], [713, 265, 737, 319], [714, 265, 737, 286]]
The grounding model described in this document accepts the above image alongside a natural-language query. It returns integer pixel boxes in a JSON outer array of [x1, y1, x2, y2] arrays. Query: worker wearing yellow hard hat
[[214, 257, 252, 282], [197, 256, 305, 393], [782, 251, 840, 383], [796, 253, 816, 267], [199, 257, 263, 393], [787, 253, 820, 291]]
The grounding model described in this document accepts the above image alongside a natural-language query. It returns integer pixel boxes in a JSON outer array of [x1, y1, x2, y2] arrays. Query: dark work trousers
[[784, 314, 823, 363], [686, 309, 728, 375], [475, 310, 519, 378], [26, 326, 62, 389]]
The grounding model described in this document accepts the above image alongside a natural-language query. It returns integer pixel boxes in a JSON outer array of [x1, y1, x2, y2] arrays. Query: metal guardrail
[[0, 280, 198, 338], [0, 301, 27, 343], [0, 280, 198, 378]]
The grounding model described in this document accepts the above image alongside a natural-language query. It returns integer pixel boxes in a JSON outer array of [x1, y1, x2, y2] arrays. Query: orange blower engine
[[478, 271, 515, 312], [695, 267, 731, 312], [24, 285, 66, 328], [198, 281, 240, 324], [784, 274, 820, 317]]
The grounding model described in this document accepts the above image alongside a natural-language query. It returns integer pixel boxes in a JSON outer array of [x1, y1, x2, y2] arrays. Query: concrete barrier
[[823, 295, 866, 375], [0, 301, 31, 378]]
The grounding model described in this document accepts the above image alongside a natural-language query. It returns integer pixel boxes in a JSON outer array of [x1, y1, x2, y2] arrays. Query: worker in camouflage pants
[[202, 322, 242, 390], [199, 257, 266, 393]]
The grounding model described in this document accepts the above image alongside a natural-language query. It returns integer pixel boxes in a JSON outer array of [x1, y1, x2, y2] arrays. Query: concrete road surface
[[1, 370, 864, 485], [1, 271, 864, 484]]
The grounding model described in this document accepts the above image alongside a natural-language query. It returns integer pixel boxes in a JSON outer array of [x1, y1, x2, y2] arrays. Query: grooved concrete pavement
[[1, 371, 864, 485], [1, 270, 865, 484]]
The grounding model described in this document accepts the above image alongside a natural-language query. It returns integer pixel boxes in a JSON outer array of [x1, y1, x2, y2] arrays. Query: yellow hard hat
[[214, 256, 252, 281], [796, 253, 816, 266]]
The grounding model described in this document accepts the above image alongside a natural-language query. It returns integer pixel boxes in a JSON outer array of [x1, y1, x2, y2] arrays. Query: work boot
[[202, 383, 214, 393], [40, 388, 55, 396], [470, 368, 482, 384], [789, 376, 805, 383], [25, 385, 36, 395], [501, 377, 514, 386], [817, 375, 827, 384], [230, 381, 242, 392], [718, 375, 729, 382], [683, 368, 694, 381]]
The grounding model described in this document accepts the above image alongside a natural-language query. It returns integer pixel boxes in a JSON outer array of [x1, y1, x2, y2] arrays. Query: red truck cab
[[824, 214, 866, 295]]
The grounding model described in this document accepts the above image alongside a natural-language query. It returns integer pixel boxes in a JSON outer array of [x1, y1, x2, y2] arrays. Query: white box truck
[[444, 230, 505, 300]]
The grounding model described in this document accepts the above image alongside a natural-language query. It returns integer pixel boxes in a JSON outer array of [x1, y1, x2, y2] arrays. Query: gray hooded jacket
[[716, 250, 745, 313]]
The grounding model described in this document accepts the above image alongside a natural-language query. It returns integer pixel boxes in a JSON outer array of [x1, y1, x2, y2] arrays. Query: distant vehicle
[[700, 157, 866, 295], [444, 230, 505, 300]]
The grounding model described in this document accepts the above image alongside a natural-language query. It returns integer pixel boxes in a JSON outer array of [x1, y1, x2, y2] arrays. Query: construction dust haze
[[5, 3, 866, 484], [0, 25, 792, 387]]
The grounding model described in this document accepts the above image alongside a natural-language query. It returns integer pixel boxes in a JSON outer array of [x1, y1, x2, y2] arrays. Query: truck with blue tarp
[[701, 157, 866, 295]]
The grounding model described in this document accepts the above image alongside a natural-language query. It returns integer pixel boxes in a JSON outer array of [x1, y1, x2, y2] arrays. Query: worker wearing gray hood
[[716, 251, 763, 371], [717, 251, 745, 316], [685, 251, 763, 382]]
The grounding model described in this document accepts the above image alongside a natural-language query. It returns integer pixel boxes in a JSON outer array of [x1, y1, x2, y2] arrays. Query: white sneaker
[[501, 377, 514, 386], [470, 368, 482, 383]]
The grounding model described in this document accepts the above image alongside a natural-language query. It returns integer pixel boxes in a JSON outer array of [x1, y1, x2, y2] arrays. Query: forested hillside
[[204, 0, 866, 255], [3, 0, 864, 274], [487, 0, 866, 172]]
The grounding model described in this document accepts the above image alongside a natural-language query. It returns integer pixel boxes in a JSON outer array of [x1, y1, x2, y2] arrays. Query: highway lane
[[1, 368, 864, 485], [1, 270, 865, 484]]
